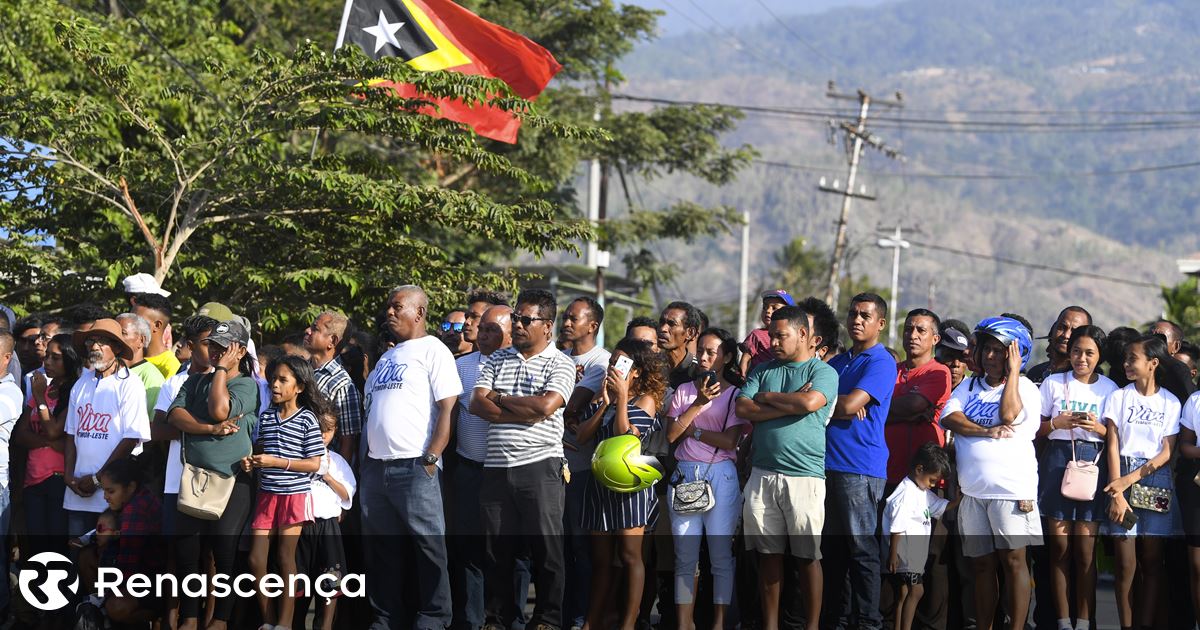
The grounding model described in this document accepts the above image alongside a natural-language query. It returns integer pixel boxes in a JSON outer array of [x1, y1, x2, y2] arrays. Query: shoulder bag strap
[[696, 389, 736, 479]]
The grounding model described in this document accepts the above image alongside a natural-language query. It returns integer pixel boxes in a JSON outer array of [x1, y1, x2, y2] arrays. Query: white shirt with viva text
[[65, 368, 151, 512], [1104, 384, 1181, 460], [364, 335, 463, 462], [1038, 372, 1119, 443], [941, 376, 1041, 500]]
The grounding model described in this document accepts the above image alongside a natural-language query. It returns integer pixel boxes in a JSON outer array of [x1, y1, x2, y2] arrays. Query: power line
[[748, 0, 845, 75], [113, 0, 212, 97], [906, 240, 1161, 289], [753, 157, 1200, 180], [660, 0, 807, 78], [613, 94, 1200, 133]]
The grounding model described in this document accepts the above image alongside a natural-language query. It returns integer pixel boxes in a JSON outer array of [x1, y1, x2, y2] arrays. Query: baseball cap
[[121, 272, 170, 297], [197, 302, 235, 322], [207, 320, 250, 349], [938, 319, 970, 352], [761, 290, 796, 307]]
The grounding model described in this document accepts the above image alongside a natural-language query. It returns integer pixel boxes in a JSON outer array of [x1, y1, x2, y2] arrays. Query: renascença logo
[[17, 552, 365, 611], [19, 552, 80, 611]]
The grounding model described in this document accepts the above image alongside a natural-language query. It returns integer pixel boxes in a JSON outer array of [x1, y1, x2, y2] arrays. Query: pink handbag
[[1060, 437, 1101, 501]]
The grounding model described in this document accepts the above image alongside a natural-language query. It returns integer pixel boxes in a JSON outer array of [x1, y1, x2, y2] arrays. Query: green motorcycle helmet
[[592, 433, 664, 493]]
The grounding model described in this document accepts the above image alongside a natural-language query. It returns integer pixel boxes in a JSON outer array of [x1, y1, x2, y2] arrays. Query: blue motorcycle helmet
[[973, 316, 1033, 372]]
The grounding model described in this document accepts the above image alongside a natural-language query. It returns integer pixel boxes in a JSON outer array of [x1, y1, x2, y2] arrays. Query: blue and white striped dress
[[581, 402, 661, 532]]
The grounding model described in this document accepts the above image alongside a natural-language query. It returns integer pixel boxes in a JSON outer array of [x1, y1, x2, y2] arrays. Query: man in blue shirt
[[822, 293, 897, 630]]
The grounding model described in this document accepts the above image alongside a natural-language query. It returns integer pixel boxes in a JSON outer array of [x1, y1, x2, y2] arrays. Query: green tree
[[1161, 277, 1200, 341]]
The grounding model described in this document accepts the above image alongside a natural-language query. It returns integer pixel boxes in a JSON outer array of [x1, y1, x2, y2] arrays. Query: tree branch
[[119, 176, 163, 269]]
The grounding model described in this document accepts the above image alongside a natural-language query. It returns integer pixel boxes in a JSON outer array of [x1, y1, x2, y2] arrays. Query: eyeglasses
[[83, 336, 113, 348], [514, 315, 552, 328], [440, 322, 465, 333]]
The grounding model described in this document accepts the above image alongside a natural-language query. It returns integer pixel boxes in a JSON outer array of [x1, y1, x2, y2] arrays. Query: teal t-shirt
[[169, 373, 259, 476], [738, 357, 839, 478]]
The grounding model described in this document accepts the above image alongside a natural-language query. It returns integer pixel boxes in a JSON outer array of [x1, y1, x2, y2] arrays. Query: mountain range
[[606, 0, 1200, 335]]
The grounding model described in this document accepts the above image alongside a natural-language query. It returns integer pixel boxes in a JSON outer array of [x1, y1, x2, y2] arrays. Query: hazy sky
[[628, 0, 893, 38]]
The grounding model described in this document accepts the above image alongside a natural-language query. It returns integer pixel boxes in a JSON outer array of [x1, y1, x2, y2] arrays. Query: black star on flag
[[341, 1, 438, 62]]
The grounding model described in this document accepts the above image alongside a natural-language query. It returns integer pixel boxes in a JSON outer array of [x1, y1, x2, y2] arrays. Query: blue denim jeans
[[361, 457, 451, 630], [668, 460, 741, 605], [821, 471, 885, 630]]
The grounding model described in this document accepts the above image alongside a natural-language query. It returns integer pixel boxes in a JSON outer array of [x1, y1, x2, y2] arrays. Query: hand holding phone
[[612, 355, 634, 380]]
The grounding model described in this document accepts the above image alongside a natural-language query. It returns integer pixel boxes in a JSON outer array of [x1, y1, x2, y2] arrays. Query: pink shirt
[[668, 383, 751, 463], [25, 390, 66, 487], [742, 329, 774, 369]]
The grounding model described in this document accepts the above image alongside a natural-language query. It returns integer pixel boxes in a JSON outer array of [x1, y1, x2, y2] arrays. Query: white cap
[[121, 272, 170, 297]]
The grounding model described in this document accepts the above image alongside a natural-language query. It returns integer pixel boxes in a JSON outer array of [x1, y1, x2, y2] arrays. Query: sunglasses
[[440, 322, 465, 333], [514, 315, 552, 328], [83, 336, 114, 348]]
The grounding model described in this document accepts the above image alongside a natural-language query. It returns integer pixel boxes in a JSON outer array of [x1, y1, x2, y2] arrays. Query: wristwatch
[[421, 453, 439, 466], [91, 473, 101, 487], [692, 428, 703, 441], [37, 403, 48, 412]]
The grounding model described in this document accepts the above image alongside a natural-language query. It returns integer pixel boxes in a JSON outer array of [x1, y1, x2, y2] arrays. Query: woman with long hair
[[1035, 326, 1115, 630], [576, 338, 667, 630], [15, 332, 82, 559], [1103, 334, 1181, 630], [665, 328, 750, 630]]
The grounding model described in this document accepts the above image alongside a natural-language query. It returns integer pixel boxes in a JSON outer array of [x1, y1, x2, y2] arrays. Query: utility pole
[[737, 210, 750, 341], [876, 225, 913, 348], [819, 83, 905, 309], [587, 94, 611, 347]]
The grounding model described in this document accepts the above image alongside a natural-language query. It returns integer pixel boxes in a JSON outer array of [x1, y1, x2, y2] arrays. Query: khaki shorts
[[958, 495, 1044, 558], [742, 467, 824, 559]]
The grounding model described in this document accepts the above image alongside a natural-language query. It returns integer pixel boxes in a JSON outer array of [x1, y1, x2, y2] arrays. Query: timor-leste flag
[[338, 0, 562, 143]]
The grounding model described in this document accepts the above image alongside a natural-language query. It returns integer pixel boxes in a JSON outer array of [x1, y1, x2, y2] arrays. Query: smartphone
[[698, 370, 718, 386], [1072, 411, 1088, 421], [1120, 509, 1138, 530], [613, 355, 634, 380]]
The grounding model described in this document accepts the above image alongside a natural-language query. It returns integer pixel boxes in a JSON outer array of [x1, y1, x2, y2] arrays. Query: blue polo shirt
[[826, 343, 897, 478]]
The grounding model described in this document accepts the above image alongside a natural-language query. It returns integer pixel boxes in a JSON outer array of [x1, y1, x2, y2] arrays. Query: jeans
[[0, 484, 10, 611], [563, 468, 592, 629], [361, 457, 451, 630], [481, 458, 566, 630], [451, 459, 532, 630], [668, 460, 741, 605], [24, 475, 68, 560], [821, 471, 884, 630]]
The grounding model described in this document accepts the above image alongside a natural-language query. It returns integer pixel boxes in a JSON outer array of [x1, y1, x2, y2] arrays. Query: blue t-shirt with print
[[826, 343, 898, 478]]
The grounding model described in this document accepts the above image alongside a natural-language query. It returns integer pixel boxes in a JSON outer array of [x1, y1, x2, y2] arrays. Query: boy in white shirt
[[296, 412, 356, 629], [883, 442, 958, 630]]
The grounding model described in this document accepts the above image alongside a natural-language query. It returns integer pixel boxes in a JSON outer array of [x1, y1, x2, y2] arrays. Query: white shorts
[[742, 468, 824, 559], [958, 495, 1043, 558]]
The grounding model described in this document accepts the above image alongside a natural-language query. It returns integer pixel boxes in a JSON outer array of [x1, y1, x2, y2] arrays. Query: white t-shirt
[[882, 477, 950, 573], [1104, 384, 1181, 460], [311, 451, 356, 519], [64, 368, 152, 512], [0, 372, 22, 487], [1181, 391, 1200, 445], [941, 376, 1041, 500], [364, 335, 463, 462], [563, 344, 611, 472], [154, 371, 195, 495], [1039, 372, 1118, 443]]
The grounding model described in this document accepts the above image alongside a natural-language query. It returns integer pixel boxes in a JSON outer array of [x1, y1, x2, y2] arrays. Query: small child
[[294, 412, 357, 630], [739, 290, 794, 373], [243, 355, 332, 630], [882, 442, 959, 630]]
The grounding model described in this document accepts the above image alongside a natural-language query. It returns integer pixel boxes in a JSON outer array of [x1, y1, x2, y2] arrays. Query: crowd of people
[[3, 272, 1200, 630]]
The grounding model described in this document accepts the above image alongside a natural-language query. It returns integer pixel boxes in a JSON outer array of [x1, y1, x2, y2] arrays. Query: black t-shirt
[[1026, 360, 1053, 385], [668, 352, 699, 389]]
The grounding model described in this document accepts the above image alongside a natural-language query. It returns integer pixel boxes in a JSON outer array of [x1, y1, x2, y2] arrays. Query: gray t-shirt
[[562, 345, 611, 472]]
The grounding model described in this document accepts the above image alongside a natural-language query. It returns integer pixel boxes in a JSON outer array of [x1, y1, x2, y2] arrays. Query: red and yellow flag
[[338, 0, 562, 143]]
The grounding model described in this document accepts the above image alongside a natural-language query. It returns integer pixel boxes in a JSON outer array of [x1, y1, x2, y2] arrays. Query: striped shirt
[[476, 343, 576, 468], [455, 351, 491, 463], [314, 358, 364, 437], [257, 407, 325, 495]]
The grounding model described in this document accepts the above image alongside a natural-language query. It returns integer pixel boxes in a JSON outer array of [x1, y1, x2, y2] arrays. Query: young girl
[[242, 355, 331, 630], [883, 442, 957, 630], [1103, 334, 1182, 630], [665, 327, 750, 630], [1036, 326, 1116, 630], [575, 338, 667, 630], [294, 412, 356, 630], [96, 456, 166, 625], [15, 333, 81, 559]]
